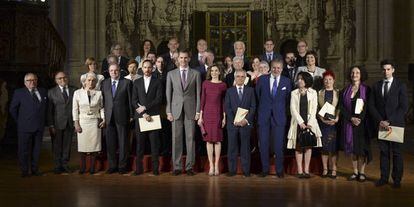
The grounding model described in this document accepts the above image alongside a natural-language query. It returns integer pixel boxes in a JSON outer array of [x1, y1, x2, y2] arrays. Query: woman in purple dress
[[198, 65, 227, 176]]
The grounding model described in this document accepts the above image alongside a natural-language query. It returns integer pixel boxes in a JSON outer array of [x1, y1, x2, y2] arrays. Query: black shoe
[[226, 172, 236, 177], [348, 173, 358, 181], [78, 169, 85, 175], [257, 172, 268, 177], [106, 168, 118, 174], [243, 173, 251, 177], [21, 172, 30, 178], [392, 182, 401, 189], [61, 166, 72, 173], [375, 179, 388, 187], [358, 174, 367, 182], [89, 169, 95, 175], [54, 168, 63, 174], [321, 169, 328, 178], [31, 171, 43, 176], [303, 173, 311, 179], [172, 170, 181, 176], [132, 171, 142, 176], [186, 169, 195, 176], [276, 172, 285, 178], [119, 168, 128, 175], [296, 173, 305, 179], [329, 170, 337, 179], [153, 170, 160, 176]]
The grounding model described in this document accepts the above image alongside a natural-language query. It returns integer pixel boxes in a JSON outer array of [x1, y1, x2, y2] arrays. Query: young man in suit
[[256, 59, 292, 178], [281, 51, 298, 86], [261, 39, 282, 63], [224, 70, 256, 177], [47, 71, 76, 174], [369, 59, 408, 188], [166, 50, 201, 176], [101, 63, 133, 174], [10, 73, 48, 177], [132, 60, 163, 176]]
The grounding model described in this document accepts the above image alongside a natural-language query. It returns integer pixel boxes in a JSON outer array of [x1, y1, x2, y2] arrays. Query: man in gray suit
[[47, 71, 76, 174], [166, 50, 201, 176]]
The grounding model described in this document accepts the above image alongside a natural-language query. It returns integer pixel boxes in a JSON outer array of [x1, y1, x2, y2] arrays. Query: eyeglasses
[[56, 77, 67, 80], [25, 79, 37, 82]]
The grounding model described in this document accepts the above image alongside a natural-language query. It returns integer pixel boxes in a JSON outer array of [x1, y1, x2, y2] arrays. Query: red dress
[[200, 81, 227, 142]]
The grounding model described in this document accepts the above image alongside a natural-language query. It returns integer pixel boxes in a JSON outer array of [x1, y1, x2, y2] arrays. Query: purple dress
[[200, 81, 227, 142]]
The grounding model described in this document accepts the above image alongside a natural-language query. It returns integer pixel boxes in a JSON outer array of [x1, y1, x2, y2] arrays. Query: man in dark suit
[[224, 70, 256, 177], [10, 73, 48, 177], [281, 51, 298, 87], [195, 50, 214, 81], [233, 41, 250, 71], [189, 39, 208, 68], [47, 71, 76, 174], [369, 60, 408, 188], [295, 40, 308, 67], [102, 63, 133, 174], [225, 56, 252, 88], [102, 44, 130, 78], [261, 39, 282, 63], [256, 59, 292, 178], [132, 60, 163, 176], [161, 37, 180, 72]]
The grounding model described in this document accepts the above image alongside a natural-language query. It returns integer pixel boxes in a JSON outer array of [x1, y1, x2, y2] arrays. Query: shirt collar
[[384, 77, 394, 83], [236, 84, 244, 90]]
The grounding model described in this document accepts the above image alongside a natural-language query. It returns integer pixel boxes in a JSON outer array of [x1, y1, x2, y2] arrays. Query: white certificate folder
[[378, 126, 404, 143], [234, 107, 249, 124], [139, 115, 162, 132]]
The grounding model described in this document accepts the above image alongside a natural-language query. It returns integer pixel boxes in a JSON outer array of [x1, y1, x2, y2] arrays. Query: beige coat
[[287, 88, 322, 149]]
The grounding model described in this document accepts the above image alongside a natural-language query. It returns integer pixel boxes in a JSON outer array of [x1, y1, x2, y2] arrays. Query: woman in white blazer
[[73, 73, 105, 174], [287, 71, 322, 178]]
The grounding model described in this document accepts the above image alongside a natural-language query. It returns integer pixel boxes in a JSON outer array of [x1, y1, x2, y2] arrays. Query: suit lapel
[[184, 69, 193, 91]]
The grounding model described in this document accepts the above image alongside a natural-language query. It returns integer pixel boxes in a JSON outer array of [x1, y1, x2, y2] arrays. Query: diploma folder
[[234, 107, 249, 124], [139, 115, 162, 132], [378, 126, 404, 143]]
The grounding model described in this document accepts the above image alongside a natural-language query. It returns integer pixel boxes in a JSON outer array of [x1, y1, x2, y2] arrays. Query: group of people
[[9, 37, 408, 189]]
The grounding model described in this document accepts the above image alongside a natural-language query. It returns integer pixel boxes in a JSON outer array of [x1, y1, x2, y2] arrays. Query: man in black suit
[[369, 60, 408, 188], [281, 51, 298, 86], [189, 39, 208, 68], [102, 44, 130, 78], [225, 56, 252, 87], [261, 39, 282, 63], [161, 37, 180, 72], [9, 73, 48, 177], [102, 63, 133, 174], [195, 50, 214, 81], [47, 72, 76, 174], [132, 60, 163, 176], [224, 70, 256, 177], [295, 40, 308, 67], [233, 41, 250, 71]]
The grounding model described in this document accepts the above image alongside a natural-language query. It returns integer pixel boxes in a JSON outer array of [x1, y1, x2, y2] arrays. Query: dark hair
[[222, 55, 233, 68], [380, 59, 396, 68], [347, 65, 368, 83], [179, 49, 191, 56], [264, 38, 274, 44], [305, 50, 318, 66], [139, 39, 155, 56], [127, 59, 138, 67], [322, 70, 336, 80], [155, 56, 165, 71], [206, 64, 224, 81], [297, 71, 313, 88], [146, 51, 157, 57], [142, 59, 153, 67]]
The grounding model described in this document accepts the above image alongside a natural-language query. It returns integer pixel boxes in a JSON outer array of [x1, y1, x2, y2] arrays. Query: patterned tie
[[112, 81, 117, 97], [32, 89, 39, 104], [267, 54, 272, 62], [181, 70, 187, 89], [62, 87, 68, 102], [383, 80, 389, 99], [238, 87, 243, 102], [272, 77, 278, 97]]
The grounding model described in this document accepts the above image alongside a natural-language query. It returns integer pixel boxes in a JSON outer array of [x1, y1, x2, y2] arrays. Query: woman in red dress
[[198, 65, 227, 176]]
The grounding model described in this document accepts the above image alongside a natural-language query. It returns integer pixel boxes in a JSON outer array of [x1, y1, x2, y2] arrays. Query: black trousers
[[135, 120, 160, 173], [105, 117, 129, 169], [227, 126, 251, 174], [378, 140, 403, 182], [18, 129, 43, 173], [53, 125, 73, 169]]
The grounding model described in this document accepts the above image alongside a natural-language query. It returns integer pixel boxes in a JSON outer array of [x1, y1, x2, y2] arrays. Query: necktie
[[272, 77, 278, 97], [238, 87, 243, 102], [32, 89, 39, 103], [383, 80, 389, 99], [62, 87, 69, 102], [112, 81, 117, 97], [181, 70, 187, 89], [267, 54, 272, 62]]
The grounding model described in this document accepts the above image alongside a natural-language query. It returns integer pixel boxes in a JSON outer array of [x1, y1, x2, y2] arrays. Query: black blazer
[[47, 85, 76, 130], [131, 76, 163, 118], [161, 53, 178, 72], [369, 78, 408, 127], [101, 78, 133, 125], [101, 56, 129, 78], [225, 69, 252, 88]]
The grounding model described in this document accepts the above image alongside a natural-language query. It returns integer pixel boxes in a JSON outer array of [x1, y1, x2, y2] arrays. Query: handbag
[[298, 128, 317, 147]]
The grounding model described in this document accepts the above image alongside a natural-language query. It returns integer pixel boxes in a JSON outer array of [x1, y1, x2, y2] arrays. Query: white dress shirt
[[31, 88, 41, 101], [144, 76, 151, 93], [269, 74, 280, 92], [382, 77, 394, 96]]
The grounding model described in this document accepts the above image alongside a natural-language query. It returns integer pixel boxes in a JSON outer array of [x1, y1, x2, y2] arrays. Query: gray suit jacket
[[47, 85, 76, 130], [166, 68, 201, 120]]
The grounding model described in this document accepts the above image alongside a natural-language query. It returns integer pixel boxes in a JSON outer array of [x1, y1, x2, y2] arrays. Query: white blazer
[[287, 88, 322, 149]]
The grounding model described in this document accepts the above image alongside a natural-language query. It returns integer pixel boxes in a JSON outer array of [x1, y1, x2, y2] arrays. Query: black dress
[[319, 90, 338, 153], [296, 93, 308, 150]]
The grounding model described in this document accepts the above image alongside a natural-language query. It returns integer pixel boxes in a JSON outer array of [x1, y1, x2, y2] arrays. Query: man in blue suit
[[10, 73, 48, 177], [256, 59, 292, 178], [261, 39, 282, 63], [225, 70, 256, 177]]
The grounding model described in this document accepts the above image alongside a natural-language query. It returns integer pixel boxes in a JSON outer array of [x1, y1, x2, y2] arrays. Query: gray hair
[[233, 41, 245, 50], [24, 73, 37, 82], [232, 56, 243, 63], [110, 44, 122, 53], [259, 61, 269, 69]]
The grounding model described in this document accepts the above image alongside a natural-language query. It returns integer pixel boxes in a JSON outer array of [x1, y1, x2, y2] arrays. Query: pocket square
[[281, 87, 286, 90]]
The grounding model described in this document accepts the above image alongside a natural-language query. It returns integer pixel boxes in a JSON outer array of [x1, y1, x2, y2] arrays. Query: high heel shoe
[[208, 167, 214, 176], [321, 169, 328, 178]]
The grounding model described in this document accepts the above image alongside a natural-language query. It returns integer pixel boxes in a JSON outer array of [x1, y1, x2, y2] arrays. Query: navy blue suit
[[224, 85, 256, 175], [261, 52, 282, 63], [9, 87, 48, 174], [369, 78, 408, 183], [255, 74, 292, 174], [195, 65, 208, 82]]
